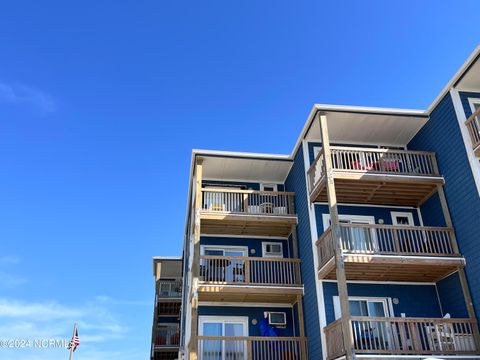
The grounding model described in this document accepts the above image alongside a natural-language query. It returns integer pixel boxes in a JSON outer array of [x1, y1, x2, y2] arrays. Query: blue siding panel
[[323, 283, 442, 324], [285, 148, 323, 359], [409, 93, 480, 319], [437, 272, 468, 318]]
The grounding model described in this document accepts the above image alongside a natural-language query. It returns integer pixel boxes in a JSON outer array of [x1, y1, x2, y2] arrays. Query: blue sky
[[0, 1, 479, 359]]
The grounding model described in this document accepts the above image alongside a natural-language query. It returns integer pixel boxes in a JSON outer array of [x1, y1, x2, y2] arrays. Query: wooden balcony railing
[[157, 301, 181, 316], [465, 107, 480, 153], [307, 147, 440, 193], [316, 224, 459, 269], [155, 327, 180, 347], [157, 280, 182, 298], [324, 317, 480, 359], [199, 256, 302, 286], [197, 336, 307, 359], [201, 188, 295, 216]]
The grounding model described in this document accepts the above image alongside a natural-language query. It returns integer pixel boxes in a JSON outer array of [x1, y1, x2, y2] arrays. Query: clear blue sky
[[0, 1, 479, 359]]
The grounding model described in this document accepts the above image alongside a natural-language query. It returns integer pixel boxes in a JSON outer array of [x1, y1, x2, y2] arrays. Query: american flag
[[68, 328, 80, 352]]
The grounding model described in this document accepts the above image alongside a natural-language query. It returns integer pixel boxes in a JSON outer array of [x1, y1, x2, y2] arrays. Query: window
[[200, 246, 248, 282], [262, 242, 283, 258], [323, 214, 377, 252], [333, 296, 392, 320], [199, 316, 248, 360], [260, 183, 278, 192], [391, 212, 414, 226], [268, 312, 287, 327]]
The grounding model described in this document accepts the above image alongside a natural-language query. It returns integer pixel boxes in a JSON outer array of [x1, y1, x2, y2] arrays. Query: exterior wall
[[200, 236, 292, 258], [314, 204, 420, 237], [285, 148, 323, 359], [198, 306, 297, 337], [437, 272, 468, 318], [323, 282, 442, 325], [408, 93, 480, 319]]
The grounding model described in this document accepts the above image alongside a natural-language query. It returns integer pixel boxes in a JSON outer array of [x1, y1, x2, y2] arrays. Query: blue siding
[[314, 205, 420, 238], [437, 272, 468, 318], [409, 93, 480, 319], [198, 306, 296, 336], [419, 193, 447, 227], [200, 236, 291, 258], [285, 148, 323, 359], [323, 282, 442, 324]]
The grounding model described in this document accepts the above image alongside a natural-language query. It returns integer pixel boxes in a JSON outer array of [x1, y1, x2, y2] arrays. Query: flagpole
[[69, 323, 77, 360]]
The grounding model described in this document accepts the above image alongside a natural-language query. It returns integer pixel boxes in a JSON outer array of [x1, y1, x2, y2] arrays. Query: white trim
[[199, 212, 297, 220], [200, 245, 248, 256], [307, 138, 408, 149], [333, 296, 393, 320], [260, 183, 278, 192], [322, 279, 436, 285], [390, 211, 415, 226], [198, 315, 249, 336], [200, 233, 289, 240], [262, 242, 283, 258], [199, 301, 293, 308], [322, 213, 376, 231], [468, 97, 480, 114], [302, 140, 328, 360], [450, 89, 480, 196], [416, 207, 424, 227]]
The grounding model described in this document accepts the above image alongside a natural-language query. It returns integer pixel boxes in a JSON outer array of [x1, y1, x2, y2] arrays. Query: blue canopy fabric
[[259, 319, 278, 337]]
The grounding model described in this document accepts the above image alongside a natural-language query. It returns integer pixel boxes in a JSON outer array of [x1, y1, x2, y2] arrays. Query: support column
[[190, 158, 203, 360], [296, 295, 307, 359], [436, 185, 476, 319], [319, 114, 355, 360]]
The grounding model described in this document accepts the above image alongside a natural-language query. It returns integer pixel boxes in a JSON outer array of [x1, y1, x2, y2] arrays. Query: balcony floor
[[200, 211, 297, 237], [196, 283, 303, 304], [318, 254, 465, 282], [310, 171, 444, 206]]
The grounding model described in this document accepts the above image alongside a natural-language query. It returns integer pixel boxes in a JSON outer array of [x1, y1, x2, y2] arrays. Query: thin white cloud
[[0, 256, 20, 266], [0, 81, 56, 113], [0, 271, 27, 287]]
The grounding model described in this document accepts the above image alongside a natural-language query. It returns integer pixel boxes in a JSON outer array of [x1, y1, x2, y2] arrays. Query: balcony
[[316, 224, 465, 282], [324, 317, 480, 360], [465, 108, 480, 157], [157, 280, 182, 300], [307, 147, 444, 206], [197, 336, 307, 359], [154, 326, 180, 349], [200, 189, 297, 237], [197, 256, 303, 303]]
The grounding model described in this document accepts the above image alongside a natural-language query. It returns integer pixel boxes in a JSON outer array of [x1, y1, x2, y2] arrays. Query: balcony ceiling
[[305, 105, 429, 147], [455, 55, 480, 92], [197, 152, 293, 183]]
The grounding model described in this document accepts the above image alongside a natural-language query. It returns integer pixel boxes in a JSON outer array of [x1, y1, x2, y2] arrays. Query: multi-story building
[[156, 46, 480, 360], [151, 257, 183, 360]]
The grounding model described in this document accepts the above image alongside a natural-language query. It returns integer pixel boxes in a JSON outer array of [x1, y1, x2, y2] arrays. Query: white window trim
[[322, 214, 375, 231], [262, 242, 284, 258], [391, 211, 415, 226], [200, 245, 248, 256], [468, 97, 480, 115], [313, 146, 322, 160], [260, 183, 278, 192], [333, 296, 394, 320], [198, 316, 249, 336]]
